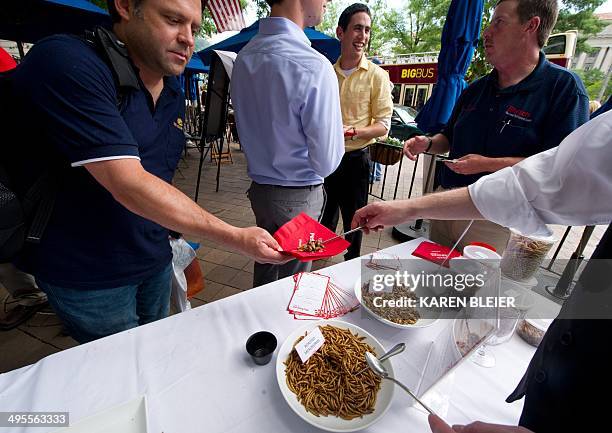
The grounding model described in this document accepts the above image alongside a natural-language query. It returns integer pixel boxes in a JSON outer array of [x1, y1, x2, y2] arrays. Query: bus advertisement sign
[[381, 63, 438, 85]]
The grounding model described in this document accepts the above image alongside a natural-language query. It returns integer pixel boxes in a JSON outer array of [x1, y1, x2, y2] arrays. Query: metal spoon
[[355, 342, 406, 375], [365, 352, 436, 416]]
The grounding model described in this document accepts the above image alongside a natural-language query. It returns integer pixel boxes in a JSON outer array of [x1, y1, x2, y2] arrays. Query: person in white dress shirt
[[353, 111, 612, 433], [231, 0, 344, 287]]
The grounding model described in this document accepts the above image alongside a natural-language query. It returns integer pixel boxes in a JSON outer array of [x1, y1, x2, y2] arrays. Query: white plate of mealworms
[[355, 280, 440, 329], [276, 320, 395, 432]]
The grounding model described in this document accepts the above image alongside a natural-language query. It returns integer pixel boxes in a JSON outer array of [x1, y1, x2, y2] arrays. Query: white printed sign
[[294, 326, 325, 363]]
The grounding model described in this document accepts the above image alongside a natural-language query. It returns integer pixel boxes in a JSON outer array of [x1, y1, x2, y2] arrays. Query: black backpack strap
[[83, 26, 140, 109], [26, 192, 56, 243], [84, 26, 140, 89], [21, 172, 57, 243]]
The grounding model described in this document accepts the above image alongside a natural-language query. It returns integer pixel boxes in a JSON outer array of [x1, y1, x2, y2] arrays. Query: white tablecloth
[[0, 239, 559, 433]]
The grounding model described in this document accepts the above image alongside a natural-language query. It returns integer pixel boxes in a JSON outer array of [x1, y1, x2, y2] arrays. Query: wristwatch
[[425, 136, 433, 152], [351, 127, 357, 141]]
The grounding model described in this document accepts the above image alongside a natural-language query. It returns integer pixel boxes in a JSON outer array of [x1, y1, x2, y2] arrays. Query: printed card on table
[[288, 272, 329, 317], [288, 272, 359, 320], [367, 251, 402, 271]]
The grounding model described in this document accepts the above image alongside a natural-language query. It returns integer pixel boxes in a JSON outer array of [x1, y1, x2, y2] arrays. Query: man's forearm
[[428, 133, 451, 154], [404, 187, 484, 221], [484, 156, 525, 172], [354, 122, 388, 141], [86, 159, 245, 248], [119, 171, 243, 246], [353, 186, 487, 232]]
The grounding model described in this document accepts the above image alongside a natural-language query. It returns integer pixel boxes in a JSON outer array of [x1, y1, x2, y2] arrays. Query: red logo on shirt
[[505, 105, 532, 121]]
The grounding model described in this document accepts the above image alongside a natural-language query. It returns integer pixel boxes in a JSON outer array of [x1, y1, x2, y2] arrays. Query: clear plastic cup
[[516, 317, 553, 347], [488, 279, 535, 345], [500, 230, 556, 282]]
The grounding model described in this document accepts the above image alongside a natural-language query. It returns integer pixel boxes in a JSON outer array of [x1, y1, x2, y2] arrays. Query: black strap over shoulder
[[83, 26, 140, 110], [22, 172, 58, 243], [84, 26, 140, 91]]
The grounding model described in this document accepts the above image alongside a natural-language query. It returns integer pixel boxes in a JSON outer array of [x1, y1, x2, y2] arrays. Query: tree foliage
[[89, 0, 107, 10], [554, 1, 607, 54], [316, 0, 387, 54], [465, 0, 496, 82], [574, 67, 612, 102], [198, 7, 217, 37], [377, 0, 451, 54], [317, 0, 343, 37], [466, 0, 608, 82], [253, 0, 270, 18], [364, 0, 387, 54], [88, 0, 103, 8]]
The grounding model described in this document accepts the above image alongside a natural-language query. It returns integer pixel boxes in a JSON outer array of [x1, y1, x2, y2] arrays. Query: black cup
[[246, 331, 277, 365]]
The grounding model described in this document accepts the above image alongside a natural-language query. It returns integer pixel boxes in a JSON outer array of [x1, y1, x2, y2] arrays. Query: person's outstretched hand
[[236, 227, 291, 264], [444, 154, 490, 175], [352, 201, 411, 234], [403, 135, 431, 161]]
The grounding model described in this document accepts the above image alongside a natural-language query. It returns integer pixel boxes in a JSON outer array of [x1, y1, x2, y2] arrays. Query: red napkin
[[412, 241, 461, 267], [273, 212, 350, 262]]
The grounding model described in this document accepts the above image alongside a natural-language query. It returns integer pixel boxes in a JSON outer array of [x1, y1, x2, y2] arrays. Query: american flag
[[207, 0, 246, 32]]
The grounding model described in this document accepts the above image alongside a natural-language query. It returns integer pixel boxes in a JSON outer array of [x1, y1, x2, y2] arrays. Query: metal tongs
[[365, 352, 437, 416], [322, 226, 364, 245]]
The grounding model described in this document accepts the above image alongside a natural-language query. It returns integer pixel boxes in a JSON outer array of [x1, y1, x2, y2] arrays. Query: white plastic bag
[[170, 238, 196, 312]]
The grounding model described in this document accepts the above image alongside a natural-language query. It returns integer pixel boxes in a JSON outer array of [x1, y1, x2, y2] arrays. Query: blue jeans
[[38, 264, 172, 343], [369, 161, 382, 181]]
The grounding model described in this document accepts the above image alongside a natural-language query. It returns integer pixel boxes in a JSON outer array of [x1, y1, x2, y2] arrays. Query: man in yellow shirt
[[321, 3, 393, 260]]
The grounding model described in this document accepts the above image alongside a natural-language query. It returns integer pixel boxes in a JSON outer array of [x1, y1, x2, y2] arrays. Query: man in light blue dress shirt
[[231, 0, 344, 287]]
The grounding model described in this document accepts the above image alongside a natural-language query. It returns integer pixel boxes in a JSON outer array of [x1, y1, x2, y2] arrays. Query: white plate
[[52, 395, 148, 433], [275, 320, 395, 432], [354, 280, 440, 329]]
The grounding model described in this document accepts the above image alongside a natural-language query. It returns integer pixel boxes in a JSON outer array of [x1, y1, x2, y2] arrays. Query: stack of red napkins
[[273, 212, 350, 262], [412, 241, 461, 266], [287, 272, 360, 320]]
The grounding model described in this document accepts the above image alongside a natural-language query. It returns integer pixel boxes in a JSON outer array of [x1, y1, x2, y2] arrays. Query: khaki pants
[[429, 188, 511, 254], [247, 182, 326, 288]]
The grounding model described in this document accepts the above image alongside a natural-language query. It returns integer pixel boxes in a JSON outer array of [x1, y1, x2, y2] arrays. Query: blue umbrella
[[183, 55, 208, 102], [0, 0, 111, 43], [415, 0, 484, 133], [47, 0, 107, 13], [185, 54, 210, 74], [198, 19, 340, 66], [178, 74, 202, 102]]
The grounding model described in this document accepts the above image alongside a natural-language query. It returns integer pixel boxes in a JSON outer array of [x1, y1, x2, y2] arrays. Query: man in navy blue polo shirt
[[404, 0, 589, 253], [7, 0, 287, 343]]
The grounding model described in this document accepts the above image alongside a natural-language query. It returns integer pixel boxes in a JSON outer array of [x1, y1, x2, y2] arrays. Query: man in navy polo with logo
[[404, 0, 589, 253], [6, 0, 287, 344]]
